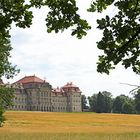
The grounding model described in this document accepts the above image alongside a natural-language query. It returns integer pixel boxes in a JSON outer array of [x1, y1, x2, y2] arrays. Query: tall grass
[[0, 111, 140, 140]]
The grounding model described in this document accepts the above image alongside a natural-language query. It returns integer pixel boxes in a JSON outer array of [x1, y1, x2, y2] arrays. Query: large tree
[[112, 94, 134, 114], [0, 30, 18, 126], [122, 101, 135, 114], [102, 91, 113, 113], [88, 94, 97, 112], [88, 91, 112, 113], [135, 90, 140, 113], [96, 92, 105, 113]]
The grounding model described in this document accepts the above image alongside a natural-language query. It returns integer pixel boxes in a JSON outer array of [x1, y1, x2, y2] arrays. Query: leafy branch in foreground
[[88, 0, 140, 74]]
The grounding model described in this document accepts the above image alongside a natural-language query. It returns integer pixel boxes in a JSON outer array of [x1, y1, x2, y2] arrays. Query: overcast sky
[[7, 1, 140, 97]]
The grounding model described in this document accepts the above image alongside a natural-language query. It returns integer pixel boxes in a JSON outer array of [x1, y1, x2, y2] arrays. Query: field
[[0, 111, 140, 140]]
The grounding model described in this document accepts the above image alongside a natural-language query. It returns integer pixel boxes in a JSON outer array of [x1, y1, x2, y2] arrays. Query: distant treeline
[[82, 90, 140, 114]]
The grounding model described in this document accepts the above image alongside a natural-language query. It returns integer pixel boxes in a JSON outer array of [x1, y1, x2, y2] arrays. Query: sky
[[7, 1, 140, 97]]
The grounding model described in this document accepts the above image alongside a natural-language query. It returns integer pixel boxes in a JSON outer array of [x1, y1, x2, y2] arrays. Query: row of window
[[40, 92, 50, 97], [13, 96, 81, 104], [13, 105, 26, 109], [12, 105, 78, 110], [14, 97, 26, 103], [12, 105, 52, 111], [52, 99, 66, 102], [27, 92, 50, 97], [52, 107, 76, 111], [72, 100, 81, 103], [72, 95, 81, 97], [53, 106, 66, 110], [53, 103, 67, 106]]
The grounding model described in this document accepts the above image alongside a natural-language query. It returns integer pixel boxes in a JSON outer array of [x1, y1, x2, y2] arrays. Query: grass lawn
[[0, 111, 140, 140]]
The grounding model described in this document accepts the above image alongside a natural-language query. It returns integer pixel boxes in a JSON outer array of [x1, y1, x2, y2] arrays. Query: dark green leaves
[[88, 91, 113, 113], [89, 0, 140, 74], [0, 86, 14, 126], [45, 0, 91, 39], [0, 86, 14, 109], [88, 0, 115, 13], [0, 33, 19, 79]]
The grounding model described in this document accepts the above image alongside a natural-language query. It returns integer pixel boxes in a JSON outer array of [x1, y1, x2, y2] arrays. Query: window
[[29, 84, 32, 88], [41, 92, 43, 97]]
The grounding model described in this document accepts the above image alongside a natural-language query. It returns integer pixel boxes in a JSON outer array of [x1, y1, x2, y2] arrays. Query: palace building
[[9, 75, 82, 112]]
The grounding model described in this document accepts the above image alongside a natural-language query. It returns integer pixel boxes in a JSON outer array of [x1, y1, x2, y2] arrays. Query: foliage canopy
[[88, 0, 140, 74], [88, 91, 112, 113]]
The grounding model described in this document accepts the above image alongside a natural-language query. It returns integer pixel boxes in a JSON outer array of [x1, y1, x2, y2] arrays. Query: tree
[[122, 101, 134, 114], [88, 0, 140, 74], [88, 94, 97, 112], [96, 92, 105, 113], [0, 85, 14, 126], [135, 90, 140, 114], [88, 91, 112, 113], [0, 32, 18, 126], [0, 33, 19, 78], [81, 95, 88, 111], [0, 0, 91, 39], [113, 94, 134, 114], [102, 91, 113, 113], [113, 95, 126, 113]]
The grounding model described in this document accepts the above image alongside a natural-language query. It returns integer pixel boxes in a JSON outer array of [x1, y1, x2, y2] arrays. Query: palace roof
[[62, 82, 81, 93], [62, 82, 78, 88], [14, 75, 46, 84]]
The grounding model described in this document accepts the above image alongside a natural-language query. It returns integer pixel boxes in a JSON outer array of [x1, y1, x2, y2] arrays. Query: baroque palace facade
[[9, 75, 82, 112]]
